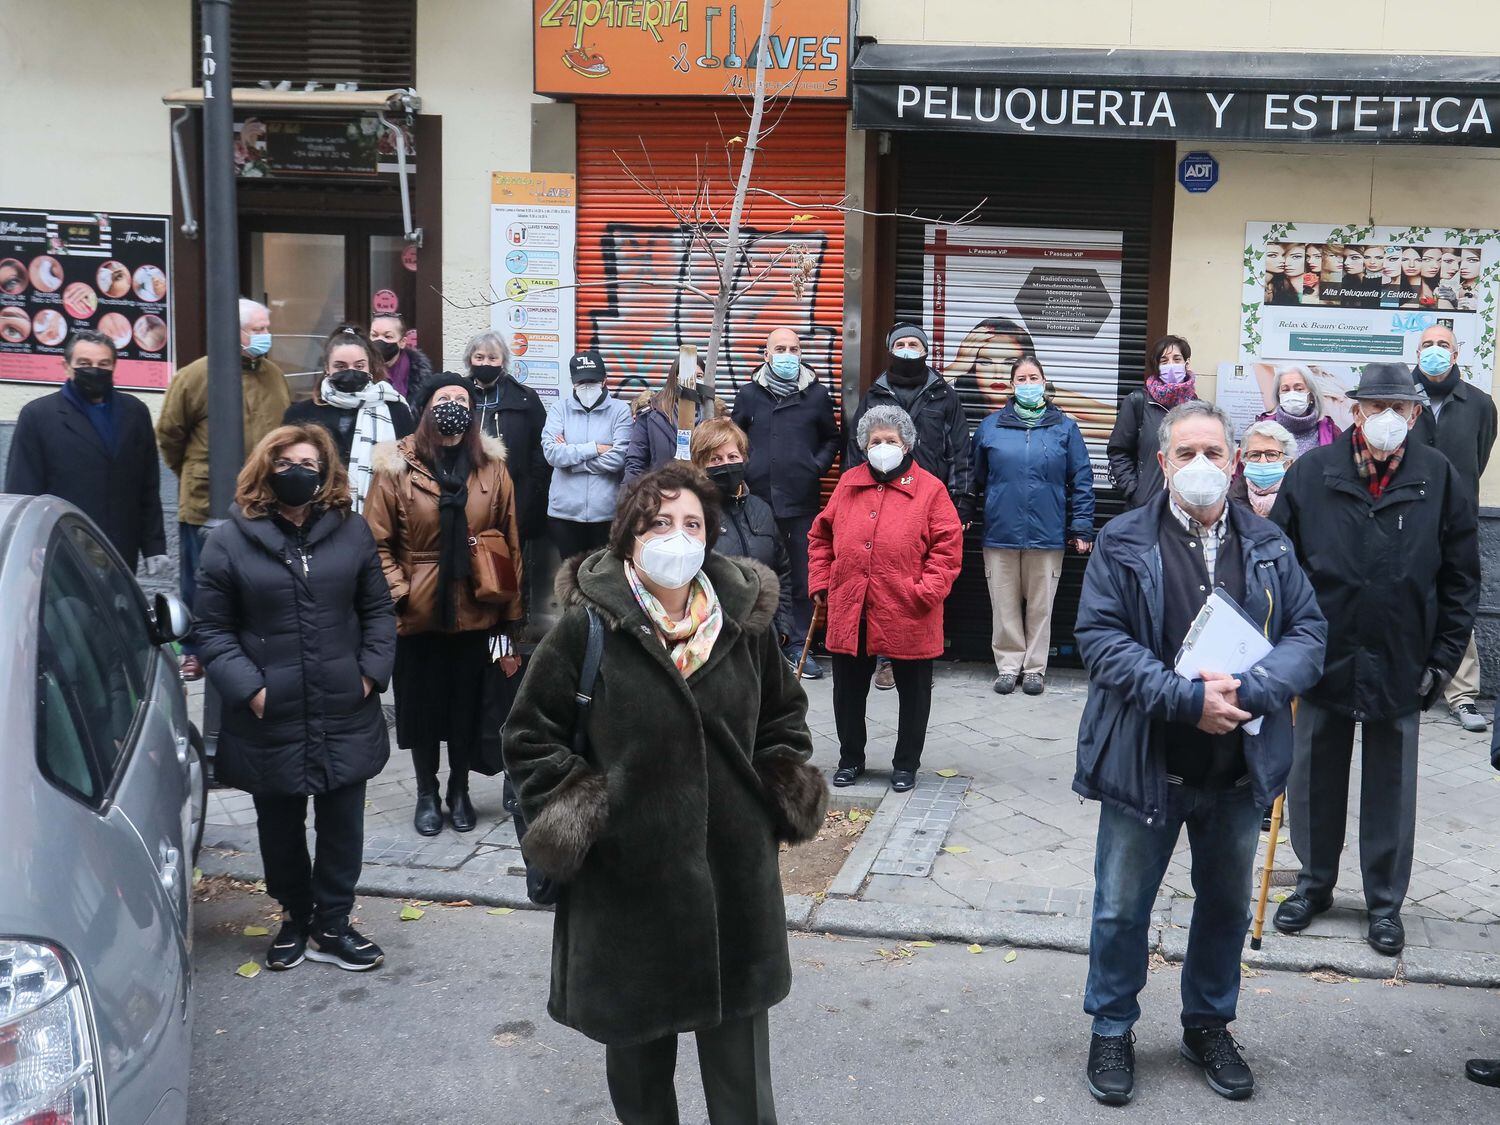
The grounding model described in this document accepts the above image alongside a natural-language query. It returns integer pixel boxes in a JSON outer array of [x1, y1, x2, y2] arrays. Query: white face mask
[[867, 442, 905, 474], [636, 529, 705, 590], [1361, 407, 1410, 453], [575, 383, 604, 407], [1169, 453, 1230, 508], [1279, 390, 1310, 416]]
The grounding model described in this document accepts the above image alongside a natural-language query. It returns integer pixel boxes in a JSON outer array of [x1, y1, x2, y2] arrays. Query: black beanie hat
[[414, 370, 475, 417]]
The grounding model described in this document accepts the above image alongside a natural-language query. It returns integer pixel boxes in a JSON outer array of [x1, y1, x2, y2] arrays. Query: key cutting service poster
[[490, 172, 577, 401], [0, 208, 173, 389]]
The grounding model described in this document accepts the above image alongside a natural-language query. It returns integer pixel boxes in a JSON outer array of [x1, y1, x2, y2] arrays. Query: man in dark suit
[[5, 329, 167, 575]]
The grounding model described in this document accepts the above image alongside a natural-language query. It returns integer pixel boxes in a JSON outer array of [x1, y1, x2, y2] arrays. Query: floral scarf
[[1144, 371, 1198, 409], [625, 561, 723, 677]]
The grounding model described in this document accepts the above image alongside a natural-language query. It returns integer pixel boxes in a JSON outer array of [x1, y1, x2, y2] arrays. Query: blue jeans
[[178, 522, 206, 655], [1084, 782, 1260, 1036]]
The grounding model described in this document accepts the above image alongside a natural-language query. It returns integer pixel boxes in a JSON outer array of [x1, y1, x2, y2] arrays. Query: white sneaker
[[1453, 702, 1489, 733]]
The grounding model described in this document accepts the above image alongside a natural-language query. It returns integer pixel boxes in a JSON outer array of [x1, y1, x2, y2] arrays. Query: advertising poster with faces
[[1240, 221, 1500, 392], [0, 208, 172, 389], [490, 172, 577, 401], [922, 223, 1124, 485]]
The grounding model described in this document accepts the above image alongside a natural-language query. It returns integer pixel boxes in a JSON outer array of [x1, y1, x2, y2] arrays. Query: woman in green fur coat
[[503, 461, 827, 1125]]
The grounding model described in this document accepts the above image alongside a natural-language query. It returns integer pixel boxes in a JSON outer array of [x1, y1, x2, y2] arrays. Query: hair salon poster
[[0, 208, 173, 390], [923, 223, 1124, 483], [1239, 221, 1500, 391]]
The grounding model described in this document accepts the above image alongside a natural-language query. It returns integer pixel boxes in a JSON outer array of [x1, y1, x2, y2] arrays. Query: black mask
[[269, 465, 322, 508], [330, 370, 371, 393], [372, 339, 401, 362], [707, 462, 746, 498], [471, 364, 505, 386], [71, 366, 113, 400], [888, 354, 929, 386], [431, 400, 472, 436]]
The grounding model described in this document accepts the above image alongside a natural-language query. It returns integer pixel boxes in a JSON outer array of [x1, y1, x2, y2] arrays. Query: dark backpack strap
[[572, 607, 605, 754]]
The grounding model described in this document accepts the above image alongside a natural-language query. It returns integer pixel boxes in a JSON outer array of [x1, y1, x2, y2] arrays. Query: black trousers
[[831, 649, 934, 772], [253, 781, 366, 928], [604, 1011, 777, 1125], [774, 514, 815, 639], [549, 516, 612, 562]]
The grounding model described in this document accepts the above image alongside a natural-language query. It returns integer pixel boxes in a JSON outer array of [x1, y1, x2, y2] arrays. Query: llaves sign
[[855, 84, 1500, 145]]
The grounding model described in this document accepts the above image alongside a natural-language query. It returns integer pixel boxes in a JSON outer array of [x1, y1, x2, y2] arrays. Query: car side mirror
[[151, 592, 193, 645]]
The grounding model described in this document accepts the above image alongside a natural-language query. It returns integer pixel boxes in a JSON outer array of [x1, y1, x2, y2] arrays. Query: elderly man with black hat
[[1408, 324, 1497, 733], [846, 323, 974, 689], [542, 351, 635, 562], [1270, 361, 1480, 956]]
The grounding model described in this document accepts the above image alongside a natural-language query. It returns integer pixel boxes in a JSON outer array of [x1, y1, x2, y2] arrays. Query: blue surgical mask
[[892, 345, 924, 360], [1418, 345, 1453, 377], [244, 332, 273, 357], [1013, 383, 1046, 407], [769, 353, 801, 381], [1243, 461, 1287, 489]]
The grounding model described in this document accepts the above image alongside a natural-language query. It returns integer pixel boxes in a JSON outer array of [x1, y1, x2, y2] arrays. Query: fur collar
[[555, 549, 780, 636], [371, 433, 507, 476]]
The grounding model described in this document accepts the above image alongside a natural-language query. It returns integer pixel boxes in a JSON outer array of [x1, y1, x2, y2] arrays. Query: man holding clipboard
[[1072, 400, 1326, 1106]]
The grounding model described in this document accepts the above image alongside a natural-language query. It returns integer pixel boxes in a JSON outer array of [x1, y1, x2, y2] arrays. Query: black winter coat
[[730, 367, 841, 517], [475, 375, 550, 539], [503, 551, 825, 1046], [399, 346, 437, 414], [1107, 389, 1177, 507], [716, 490, 795, 644], [1269, 432, 1480, 720], [1409, 368, 1497, 498], [282, 397, 415, 465], [845, 370, 973, 502], [194, 506, 397, 796], [5, 389, 165, 568]]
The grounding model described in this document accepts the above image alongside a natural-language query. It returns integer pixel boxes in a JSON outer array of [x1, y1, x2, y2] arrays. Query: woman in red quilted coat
[[809, 404, 964, 792]]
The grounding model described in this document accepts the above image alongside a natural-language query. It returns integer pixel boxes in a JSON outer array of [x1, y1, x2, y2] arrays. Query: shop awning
[[851, 45, 1500, 145], [162, 87, 419, 113]]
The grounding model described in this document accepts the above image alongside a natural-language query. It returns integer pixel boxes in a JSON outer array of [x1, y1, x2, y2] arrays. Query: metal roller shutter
[[574, 101, 847, 415], [893, 133, 1169, 665]]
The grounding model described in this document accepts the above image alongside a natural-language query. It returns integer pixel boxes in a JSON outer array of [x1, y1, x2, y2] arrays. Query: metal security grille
[[191, 0, 417, 89], [893, 133, 1169, 664]]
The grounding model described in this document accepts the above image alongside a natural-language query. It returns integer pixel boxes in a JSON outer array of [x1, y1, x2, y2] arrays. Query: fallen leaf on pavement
[[936, 768, 959, 778], [848, 810, 862, 823], [943, 845, 970, 855], [487, 907, 515, 916], [910, 940, 936, 948], [967, 944, 984, 954], [242, 925, 269, 937], [235, 962, 261, 979], [440, 900, 473, 908], [399, 905, 425, 921], [1004, 950, 1018, 963]]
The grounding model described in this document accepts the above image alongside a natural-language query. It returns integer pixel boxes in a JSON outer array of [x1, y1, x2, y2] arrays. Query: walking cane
[[1250, 698, 1297, 950], [1249, 793, 1284, 951], [795, 599, 825, 680]]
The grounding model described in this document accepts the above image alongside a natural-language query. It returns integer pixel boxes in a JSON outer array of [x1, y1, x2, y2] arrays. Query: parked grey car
[[0, 495, 205, 1125]]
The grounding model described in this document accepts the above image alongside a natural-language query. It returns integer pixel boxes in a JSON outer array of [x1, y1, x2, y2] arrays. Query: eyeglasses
[[273, 458, 322, 472], [1243, 450, 1286, 463]]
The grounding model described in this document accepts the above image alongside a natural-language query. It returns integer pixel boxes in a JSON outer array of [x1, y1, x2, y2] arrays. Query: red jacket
[[808, 462, 964, 660]]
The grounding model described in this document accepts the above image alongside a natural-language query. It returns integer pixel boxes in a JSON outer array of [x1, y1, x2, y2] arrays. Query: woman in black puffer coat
[[195, 422, 397, 974], [690, 417, 798, 663]]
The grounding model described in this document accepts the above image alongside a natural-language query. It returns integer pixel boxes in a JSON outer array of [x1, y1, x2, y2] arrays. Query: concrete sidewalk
[[198, 662, 1500, 985]]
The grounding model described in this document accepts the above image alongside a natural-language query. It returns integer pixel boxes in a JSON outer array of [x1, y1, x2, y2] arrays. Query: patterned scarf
[[1246, 478, 1282, 517], [625, 561, 723, 678], [1144, 371, 1198, 409], [1350, 425, 1404, 499], [1012, 397, 1047, 426], [321, 378, 406, 511]]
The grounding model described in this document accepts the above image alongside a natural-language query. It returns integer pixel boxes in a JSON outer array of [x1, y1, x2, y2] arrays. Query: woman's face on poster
[[1344, 248, 1365, 276], [1364, 246, 1387, 275], [973, 336, 1028, 406], [1400, 248, 1423, 279], [1461, 249, 1483, 282], [1283, 245, 1306, 276], [1263, 244, 1285, 277], [1441, 250, 1461, 279], [1383, 246, 1402, 280], [1420, 248, 1443, 279], [1306, 245, 1323, 274]]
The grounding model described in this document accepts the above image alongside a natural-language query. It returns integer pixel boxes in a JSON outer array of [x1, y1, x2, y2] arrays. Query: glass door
[[246, 229, 347, 381]]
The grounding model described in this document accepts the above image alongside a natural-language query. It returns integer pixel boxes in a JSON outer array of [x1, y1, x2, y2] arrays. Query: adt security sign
[[1177, 151, 1219, 193]]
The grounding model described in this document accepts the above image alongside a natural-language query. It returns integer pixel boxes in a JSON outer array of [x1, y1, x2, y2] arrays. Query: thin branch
[[745, 187, 989, 226], [434, 275, 718, 311]]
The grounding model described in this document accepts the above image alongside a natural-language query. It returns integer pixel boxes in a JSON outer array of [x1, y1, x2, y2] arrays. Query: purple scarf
[[1144, 371, 1198, 409], [385, 349, 413, 398]]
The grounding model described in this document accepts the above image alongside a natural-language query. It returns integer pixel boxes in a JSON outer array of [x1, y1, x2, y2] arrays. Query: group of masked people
[[8, 304, 1500, 1116]]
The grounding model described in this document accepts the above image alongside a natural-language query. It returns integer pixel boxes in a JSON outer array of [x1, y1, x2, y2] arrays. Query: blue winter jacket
[[967, 403, 1095, 550], [1072, 492, 1326, 825], [541, 391, 635, 523]]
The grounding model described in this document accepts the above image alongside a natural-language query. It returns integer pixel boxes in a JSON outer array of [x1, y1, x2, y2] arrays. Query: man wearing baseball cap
[[542, 351, 633, 561], [1270, 361, 1479, 956]]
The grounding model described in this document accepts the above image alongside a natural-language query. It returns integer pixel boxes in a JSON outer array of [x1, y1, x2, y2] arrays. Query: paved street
[[191, 886, 1500, 1124], [200, 661, 1500, 973]]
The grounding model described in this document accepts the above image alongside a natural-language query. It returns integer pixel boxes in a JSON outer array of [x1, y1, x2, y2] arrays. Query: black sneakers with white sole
[[265, 918, 308, 971], [306, 921, 385, 971]]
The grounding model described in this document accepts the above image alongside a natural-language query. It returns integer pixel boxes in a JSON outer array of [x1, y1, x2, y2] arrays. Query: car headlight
[[0, 940, 101, 1125]]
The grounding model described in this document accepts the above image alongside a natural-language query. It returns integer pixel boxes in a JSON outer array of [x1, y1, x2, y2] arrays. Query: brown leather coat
[[364, 435, 523, 636]]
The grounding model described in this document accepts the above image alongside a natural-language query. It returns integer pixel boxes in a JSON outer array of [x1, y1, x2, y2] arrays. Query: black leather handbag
[[503, 606, 604, 906]]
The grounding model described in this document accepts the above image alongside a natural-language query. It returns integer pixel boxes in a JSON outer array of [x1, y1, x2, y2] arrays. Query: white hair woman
[[809, 404, 964, 792], [1254, 366, 1341, 456], [1230, 419, 1297, 517]]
